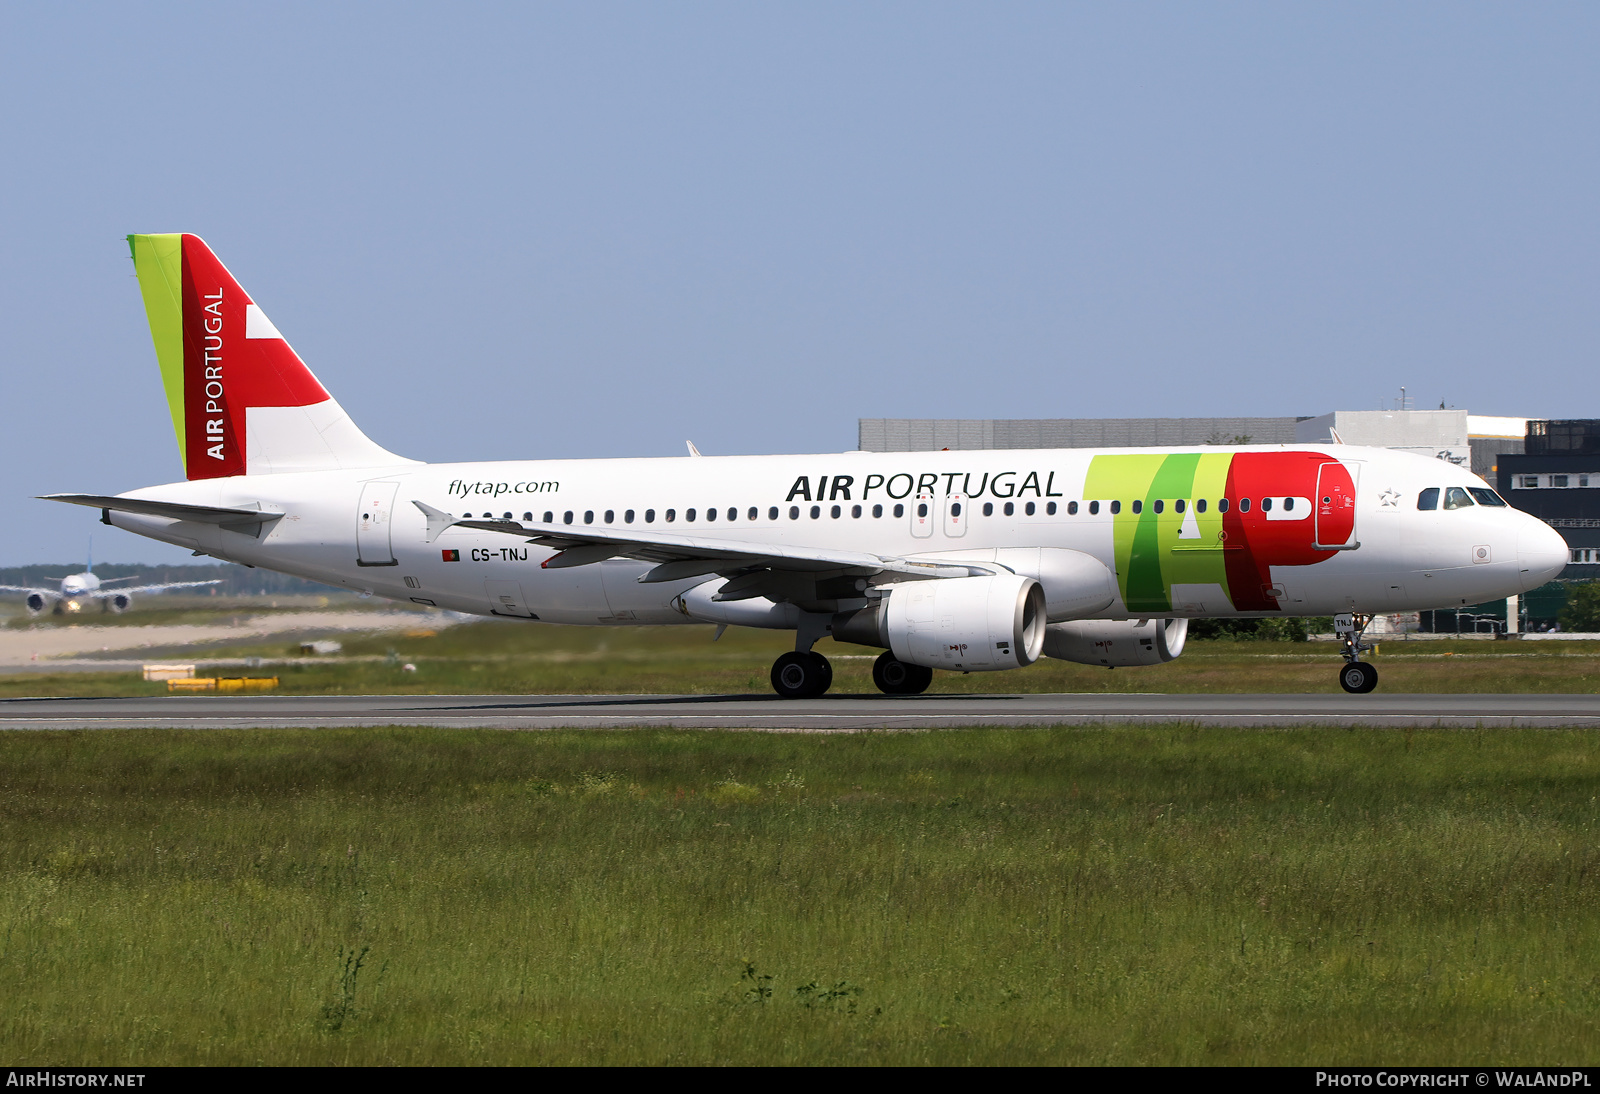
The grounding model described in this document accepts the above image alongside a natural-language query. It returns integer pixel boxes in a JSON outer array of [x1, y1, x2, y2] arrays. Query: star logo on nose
[[1379, 489, 1401, 508]]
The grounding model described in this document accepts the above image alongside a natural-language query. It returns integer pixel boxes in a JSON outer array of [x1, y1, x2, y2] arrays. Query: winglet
[[412, 500, 459, 543], [1329, 428, 1345, 445], [686, 440, 702, 457]]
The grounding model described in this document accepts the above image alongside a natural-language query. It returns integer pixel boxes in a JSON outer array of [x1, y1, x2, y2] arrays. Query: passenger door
[[910, 492, 935, 538], [356, 481, 400, 566], [1314, 462, 1359, 549]]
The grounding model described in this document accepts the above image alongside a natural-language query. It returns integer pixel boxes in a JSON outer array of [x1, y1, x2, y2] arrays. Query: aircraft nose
[[1519, 519, 1569, 590]]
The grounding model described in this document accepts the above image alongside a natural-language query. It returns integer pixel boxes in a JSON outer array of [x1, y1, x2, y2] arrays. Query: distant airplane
[[0, 549, 220, 615], [41, 234, 1571, 695]]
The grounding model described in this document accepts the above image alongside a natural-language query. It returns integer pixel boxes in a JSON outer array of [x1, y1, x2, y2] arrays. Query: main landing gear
[[771, 651, 833, 699], [1335, 613, 1379, 694], [872, 651, 932, 695], [768, 649, 934, 698]]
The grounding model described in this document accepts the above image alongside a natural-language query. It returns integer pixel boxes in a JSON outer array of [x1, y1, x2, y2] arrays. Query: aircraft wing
[[0, 585, 55, 597], [413, 501, 995, 585], [92, 580, 222, 597]]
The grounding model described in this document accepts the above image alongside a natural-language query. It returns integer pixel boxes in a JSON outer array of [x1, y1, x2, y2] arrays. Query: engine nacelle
[[1042, 618, 1188, 667], [836, 574, 1046, 672], [25, 593, 47, 615], [105, 594, 131, 614]]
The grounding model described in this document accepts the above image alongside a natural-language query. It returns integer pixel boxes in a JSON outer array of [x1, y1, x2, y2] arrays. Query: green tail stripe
[[127, 234, 186, 471]]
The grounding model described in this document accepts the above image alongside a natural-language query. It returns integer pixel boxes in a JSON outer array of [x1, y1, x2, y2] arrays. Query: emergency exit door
[[357, 481, 400, 566]]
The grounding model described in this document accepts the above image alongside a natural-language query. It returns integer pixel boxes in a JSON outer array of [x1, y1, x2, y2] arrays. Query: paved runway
[[1, 692, 1598, 730]]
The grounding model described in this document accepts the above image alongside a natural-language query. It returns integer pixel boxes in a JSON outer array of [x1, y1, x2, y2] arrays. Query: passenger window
[[789, 506, 800, 519], [522, 512, 532, 521], [729, 508, 738, 521], [503, 512, 512, 520], [705, 508, 715, 521], [584, 511, 595, 524], [872, 504, 883, 518], [747, 507, 757, 520], [893, 504, 904, 518], [1046, 501, 1056, 515], [769, 507, 779, 520], [1417, 488, 1439, 510], [951, 502, 961, 517], [1153, 499, 1164, 514], [851, 505, 862, 518], [917, 502, 928, 518], [810, 505, 821, 519], [1024, 501, 1035, 516], [645, 509, 656, 523], [1239, 499, 1250, 513], [1131, 500, 1142, 514], [1067, 501, 1078, 515], [1089, 501, 1100, 515], [1175, 499, 1185, 513], [625, 509, 635, 523], [563, 511, 574, 524], [1468, 488, 1507, 507], [1003, 502, 1014, 516], [1261, 498, 1273, 512], [543, 511, 554, 523], [1283, 497, 1294, 512], [1110, 501, 1121, 514], [1196, 499, 1206, 513], [686, 508, 697, 522], [1443, 487, 1474, 510], [604, 510, 614, 523], [831, 505, 842, 518], [666, 509, 677, 522], [1217, 498, 1227, 513]]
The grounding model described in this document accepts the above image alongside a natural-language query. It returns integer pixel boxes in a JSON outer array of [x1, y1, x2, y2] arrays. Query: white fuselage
[[102, 444, 1569, 627]]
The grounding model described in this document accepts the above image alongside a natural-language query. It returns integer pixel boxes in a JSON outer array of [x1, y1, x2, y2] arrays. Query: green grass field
[[2, 725, 1598, 1064], [3, 617, 1600, 697]]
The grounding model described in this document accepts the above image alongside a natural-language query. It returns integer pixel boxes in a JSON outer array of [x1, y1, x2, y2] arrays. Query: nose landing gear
[[1335, 613, 1379, 693]]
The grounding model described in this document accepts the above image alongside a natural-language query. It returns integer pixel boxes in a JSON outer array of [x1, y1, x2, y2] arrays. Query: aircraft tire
[[771, 651, 832, 699], [872, 651, 933, 695], [1338, 662, 1378, 694]]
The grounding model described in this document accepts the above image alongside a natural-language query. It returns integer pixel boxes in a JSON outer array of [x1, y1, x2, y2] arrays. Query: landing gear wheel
[[872, 651, 933, 695], [1339, 662, 1378, 694], [771, 651, 833, 699]]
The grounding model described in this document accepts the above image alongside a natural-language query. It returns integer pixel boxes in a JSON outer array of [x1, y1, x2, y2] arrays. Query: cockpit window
[[1468, 487, 1508, 507], [1417, 488, 1439, 510], [1443, 486, 1475, 510]]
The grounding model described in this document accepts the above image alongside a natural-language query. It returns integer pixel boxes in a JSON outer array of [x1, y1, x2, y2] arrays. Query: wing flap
[[413, 500, 992, 581]]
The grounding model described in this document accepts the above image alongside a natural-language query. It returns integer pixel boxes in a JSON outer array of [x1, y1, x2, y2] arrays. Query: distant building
[[859, 417, 1304, 452], [1497, 420, 1600, 579], [862, 411, 1529, 480]]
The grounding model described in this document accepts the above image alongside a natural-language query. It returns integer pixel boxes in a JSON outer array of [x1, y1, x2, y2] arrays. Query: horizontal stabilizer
[[42, 494, 281, 535]]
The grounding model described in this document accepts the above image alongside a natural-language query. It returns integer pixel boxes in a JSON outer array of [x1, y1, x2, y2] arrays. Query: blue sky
[[2, 2, 1597, 564]]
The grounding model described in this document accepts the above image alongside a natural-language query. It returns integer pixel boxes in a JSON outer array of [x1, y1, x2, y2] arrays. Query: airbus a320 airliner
[[46, 235, 1569, 697]]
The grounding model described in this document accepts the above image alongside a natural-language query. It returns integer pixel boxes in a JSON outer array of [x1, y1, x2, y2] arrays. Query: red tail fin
[[129, 234, 412, 478]]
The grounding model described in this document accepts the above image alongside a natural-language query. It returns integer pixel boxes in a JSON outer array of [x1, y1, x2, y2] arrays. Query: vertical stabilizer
[[126, 234, 415, 479]]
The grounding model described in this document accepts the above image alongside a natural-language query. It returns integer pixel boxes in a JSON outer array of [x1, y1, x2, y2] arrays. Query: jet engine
[[1042, 618, 1188, 667], [833, 574, 1046, 671], [105, 594, 131, 613], [25, 593, 47, 615]]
